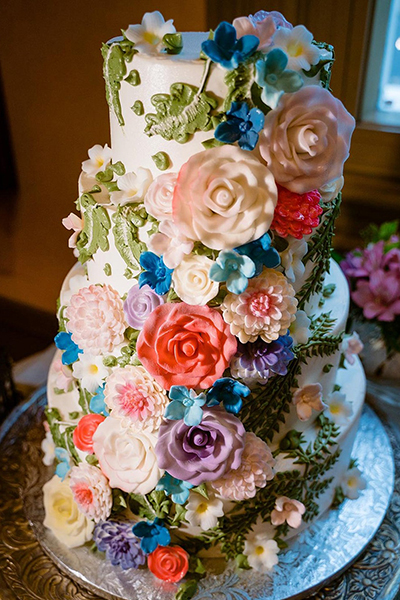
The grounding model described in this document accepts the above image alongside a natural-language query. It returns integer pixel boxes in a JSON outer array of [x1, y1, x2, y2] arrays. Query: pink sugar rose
[[233, 14, 276, 51], [259, 86, 355, 194], [144, 172, 177, 221], [65, 284, 126, 355], [136, 302, 237, 390], [271, 496, 305, 529], [352, 269, 400, 322]]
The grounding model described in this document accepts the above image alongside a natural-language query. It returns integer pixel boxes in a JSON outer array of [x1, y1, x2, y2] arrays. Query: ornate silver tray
[[0, 388, 398, 600]]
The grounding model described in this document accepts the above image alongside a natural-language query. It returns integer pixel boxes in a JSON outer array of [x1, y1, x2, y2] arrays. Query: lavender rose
[[123, 284, 164, 329], [156, 407, 245, 485]]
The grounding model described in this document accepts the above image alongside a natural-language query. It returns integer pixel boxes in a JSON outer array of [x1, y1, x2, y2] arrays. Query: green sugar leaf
[[125, 69, 141, 86], [152, 151, 170, 171], [113, 205, 147, 270], [104, 263, 112, 276], [75, 194, 111, 264], [131, 100, 144, 115], [163, 33, 183, 54]]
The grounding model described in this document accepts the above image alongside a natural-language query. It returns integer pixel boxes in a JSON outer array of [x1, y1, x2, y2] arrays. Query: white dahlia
[[69, 463, 112, 523]]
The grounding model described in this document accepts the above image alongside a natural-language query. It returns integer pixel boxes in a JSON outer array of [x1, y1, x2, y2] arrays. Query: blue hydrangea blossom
[[156, 473, 193, 505], [209, 250, 256, 294], [132, 518, 171, 554], [89, 385, 109, 416], [235, 233, 280, 276], [215, 102, 265, 151], [138, 251, 173, 296], [255, 48, 303, 108], [201, 21, 259, 70], [54, 331, 82, 365], [55, 447, 70, 481], [164, 386, 206, 427], [206, 377, 251, 414]]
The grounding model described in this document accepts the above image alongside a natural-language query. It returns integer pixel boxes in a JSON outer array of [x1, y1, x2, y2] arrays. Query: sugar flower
[[172, 254, 219, 305], [292, 383, 326, 421], [110, 169, 152, 206], [341, 466, 367, 500], [52, 356, 74, 392], [66, 284, 126, 355], [43, 475, 94, 548], [138, 251, 173, 295], [206, 377, 251, 414], [125, 11, 176, 55], [93, 520, 145, 570], [244, 531, 279, 571], [289, 310, 311, 345], [93, 416, 162, 494], [148, 219, 194, 269], [252, 10, 293, 31], [319, 176, 344, 203], [104, 365, 169, 432], [137, 302, 237, 390], [156, 407, 245, 486], [54, 331, 83, 366], [212, 432, 275, 501], [173, 146, 277, 251], [214, 101, 265, 151], [235, 232, 280, 276], [156, 473, 193, 505], [41, 429, 55, 466], [123, 283, 164, 329], [255, 49, 303, 109], [55, 447, 71, 481], [231, 335, 294, 384], [271, 25, 320, 71], [271, 186, 323, 239], [280, 237, 308, 284], [221, 268, 297, 343], [72, 354, 110, 394], [82, 144, 112, 177], [270, 496, 306, 528], [209, 250, 256, 294], [62, 213, 84, 250], [233, 13, 276, 51], [144, 172, 177, 221], [164, 386, 206, 427], [90, 384, 108, 416], [324, 391, 353, 426], [73, 413, 105, 453], [259, 86, 355, 194], [60, 272, 89, 307], [185, 491, 224, 530], [69, 463, 112, 523], [352, 269, 400, 322], [147, 545, 189, 583], [201, 21, 259, 70], [342, 332, 364, 365], [132, 518, 171, 554]]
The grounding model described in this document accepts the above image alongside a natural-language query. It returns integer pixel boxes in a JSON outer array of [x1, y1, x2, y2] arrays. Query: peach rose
[[136, 302, 237, 390], [73, 414, 105, 453], [259, 86, 355, 194], [148, 545, 189, 583]]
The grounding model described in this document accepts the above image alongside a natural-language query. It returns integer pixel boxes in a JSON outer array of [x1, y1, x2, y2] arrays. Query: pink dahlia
[[211, 432, 275, 501], [65, 284, 126, 354], [69, 463, 112, 523], [221, 269, 297, 343], [271, 186, 323, 239], [352, 269, 400, 322]]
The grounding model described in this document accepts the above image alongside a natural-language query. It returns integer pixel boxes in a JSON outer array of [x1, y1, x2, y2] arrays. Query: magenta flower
[[352, 269, 400, 322]]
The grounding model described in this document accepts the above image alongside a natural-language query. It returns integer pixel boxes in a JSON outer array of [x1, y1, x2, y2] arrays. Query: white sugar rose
[[144, 172, 177, 221], [92, 416, 163, 495], [43, 475, 94, 548], [173, 146, 277, 250], [259, 86, 355, 194], [172, 255, 219, 305]]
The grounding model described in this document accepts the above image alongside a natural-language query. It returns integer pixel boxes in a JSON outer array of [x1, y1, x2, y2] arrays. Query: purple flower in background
[[352, 269, 400, 322], [123, 284, 164, 329], [237, 335, 295, 381], [93, 520, 145, 570], [340, 250, 369, 280], [155, 407, 245, 486]]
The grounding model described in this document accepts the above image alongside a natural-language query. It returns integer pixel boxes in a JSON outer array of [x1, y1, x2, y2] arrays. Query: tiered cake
[[42, 9, 366, 590]]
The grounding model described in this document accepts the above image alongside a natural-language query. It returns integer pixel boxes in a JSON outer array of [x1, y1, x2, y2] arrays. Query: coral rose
[[173, 146, 277, 250], [73, 414, 105, 453], [136, 302, 237, 390], [148, 545, 189, 583]]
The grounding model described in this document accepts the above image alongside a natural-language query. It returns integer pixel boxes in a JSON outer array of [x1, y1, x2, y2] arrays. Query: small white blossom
[[244, 532, 279, 571], [293, 383, 326, 421], [341, 466, 367, 500], [185, 492, 224, 531], [271, 25, 320, 71], [280, 237, 308, 285], [72, 354, 110, 394], [148, 220, 193, 269], [81, 144, 112, 176], [124, 11, 176, 55], [110, 169, 153, 206], [342, 332, 364, 365], [41, 429, 56, 466], [324, 391, 353, 426], [290, 310, 311, 345]]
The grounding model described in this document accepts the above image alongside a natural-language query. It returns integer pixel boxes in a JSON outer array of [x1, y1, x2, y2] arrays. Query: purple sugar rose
[[155, 407, 245, 486], [123, 283, 164, 329]]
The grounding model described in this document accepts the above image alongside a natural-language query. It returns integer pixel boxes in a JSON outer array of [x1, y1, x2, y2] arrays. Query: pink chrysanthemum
[[66, 284, 126, 354], [211, 432, 275, 501], [221, 269, 297, 343], [271, 186, 323, 239], [69, 463, 112, 523]]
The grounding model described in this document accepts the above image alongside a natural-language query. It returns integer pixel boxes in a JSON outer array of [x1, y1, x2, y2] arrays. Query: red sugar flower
[[271, 185, 323, 239], [73, 414, 105, 454], [148, 545, 189, 583]]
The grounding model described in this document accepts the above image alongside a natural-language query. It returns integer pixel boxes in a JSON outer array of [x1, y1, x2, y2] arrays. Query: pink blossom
[[292, 383, 326, 421], [271, 496, 305, 528], [53, 357, 74, 392], [251, 10, 293, 30], [69, 463, 112, 523], [340, 250, 369, 279], [233, 15, 276, 51], [62, 213, 84, 249], [342, 332, 363, 365], [352, 269, 400, 322]]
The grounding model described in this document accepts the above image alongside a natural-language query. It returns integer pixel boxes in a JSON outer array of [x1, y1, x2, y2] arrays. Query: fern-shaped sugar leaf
[[112, 206, 146, 271], [76, 194, 111, 264]]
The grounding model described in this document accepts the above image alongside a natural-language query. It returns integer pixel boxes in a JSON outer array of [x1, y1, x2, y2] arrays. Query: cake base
[[18, 389, 393, 600]]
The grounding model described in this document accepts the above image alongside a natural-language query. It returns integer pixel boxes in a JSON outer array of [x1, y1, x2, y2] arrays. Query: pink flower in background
[[385, 247, 400, 274], [62, 213, 84, 249], [233, 14, 276, 51], [271, 496, 305, 528], [69, 463, 112, 523], [340, 250, 369, 279], [352, 270, 400, 322]]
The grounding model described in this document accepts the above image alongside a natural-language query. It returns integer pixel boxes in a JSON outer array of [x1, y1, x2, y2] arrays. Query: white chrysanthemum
[[69, 463, 112, 523], [72, 354, 110, 394], [271, 25, 320, 71], [148, 219, 194, 269], [221, 269, 297, 343], [341, 466, 367, 500], [172, 255, 219, 306], [244, 532, 279, 571], [292, 383, 326, 421], [124, 11, 176, 55], [81, 144, 112, 176], [324, 391, 353, 426], [211, 432, 275, 501], [185, 492, 224, 531], [41, 429, 55, 466], [290, 309, 311, 345], [342, 332, 364, 365], [280, 237, 308, 287], [104, 365, 169, 432], [110, 169, 153, 206]]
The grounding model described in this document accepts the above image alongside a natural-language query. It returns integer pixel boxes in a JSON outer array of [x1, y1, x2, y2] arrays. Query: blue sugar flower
[[164, 386, 206, 427], [235, 233, 280, 276], [93, 520, 146, 570], [138, 251, 173, 296], [209, 250, 256, 294], [90, 385, 109, 416], [156, 473, 193, 505], [255, 48, 303, 108], [202, 21, 259, 70], [54, 331, 82, 365], [55, 447, 70, 481], [132, 518, 171, 555], [238, 335, 295, 381], [215, 102, 265, 151], [206, 377, 251, 414]]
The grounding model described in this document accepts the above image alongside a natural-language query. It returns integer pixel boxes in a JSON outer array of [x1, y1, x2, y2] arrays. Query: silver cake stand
[[0, 388, 398, 600]]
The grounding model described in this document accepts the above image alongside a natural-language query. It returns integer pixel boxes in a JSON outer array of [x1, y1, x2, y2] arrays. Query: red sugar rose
[[73, 414, 105, 453], [136, 302, 237, 390], [148, 545, 189, 583], [271, 185, 323, 239]]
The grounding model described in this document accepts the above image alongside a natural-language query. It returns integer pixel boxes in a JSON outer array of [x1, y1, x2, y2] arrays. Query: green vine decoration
[[102, 39, 137, 127], [75, 194, 111, 264], [112, 205, 147, 271], [223, 62, 254, 112]]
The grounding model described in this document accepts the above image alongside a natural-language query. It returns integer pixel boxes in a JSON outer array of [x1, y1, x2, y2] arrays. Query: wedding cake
[[42, 9, 366, 593]]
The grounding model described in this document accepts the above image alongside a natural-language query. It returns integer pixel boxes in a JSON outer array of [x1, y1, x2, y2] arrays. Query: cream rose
[[172, 255, 219, 305], [259, 86, 355, 194], [172, 146, 277, 250], [43, 475, 94, 548], [144, 172, 177, 221], [92, 416, 163, 494]]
